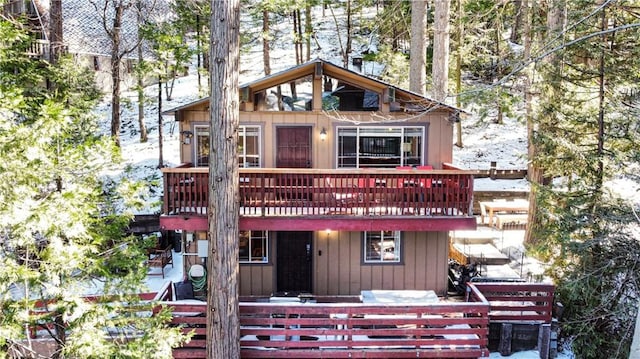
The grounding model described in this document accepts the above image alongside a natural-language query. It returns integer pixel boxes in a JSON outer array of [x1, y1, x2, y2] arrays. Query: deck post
[[498, 323, 512, 356], [538, 323, 551, 359]]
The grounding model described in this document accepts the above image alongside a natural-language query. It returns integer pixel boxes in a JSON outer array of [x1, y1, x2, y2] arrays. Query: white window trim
[[363, 231, 401, 263], [239, 230, 269, 264], [335, 126, 425, 168], [193, 124, 262, 167]]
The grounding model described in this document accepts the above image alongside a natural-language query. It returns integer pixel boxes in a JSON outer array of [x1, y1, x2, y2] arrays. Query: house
[[2, 0, 171, 92], [160, 58, 477, 297]]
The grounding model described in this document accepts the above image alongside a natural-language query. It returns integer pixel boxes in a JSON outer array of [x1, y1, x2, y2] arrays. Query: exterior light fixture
[[180, 130, 193, 145], [320, 127, 327, 141]]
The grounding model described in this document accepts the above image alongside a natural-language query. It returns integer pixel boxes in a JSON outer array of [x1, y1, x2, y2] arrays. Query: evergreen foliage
[[530, 1, 640, 357], [0, 16, 186, 358]]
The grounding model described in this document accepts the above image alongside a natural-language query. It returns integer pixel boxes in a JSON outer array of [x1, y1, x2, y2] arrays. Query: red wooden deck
[[160, 167, 477, 231]]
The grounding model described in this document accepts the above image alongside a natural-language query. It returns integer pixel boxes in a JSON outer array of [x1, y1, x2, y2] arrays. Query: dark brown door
[[276, 126, 312, 168], [276, 231, 312, 294], [276, 127, 312, 200]]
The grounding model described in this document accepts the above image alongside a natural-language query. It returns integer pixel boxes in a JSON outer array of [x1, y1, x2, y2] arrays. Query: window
[[239, 230, 268, 263], [194, 125, 261, 167], [364, 231, 401, 263], [238, 126, 261, 167], [194, 125, 209, 167], [337, 126, 424, 168]]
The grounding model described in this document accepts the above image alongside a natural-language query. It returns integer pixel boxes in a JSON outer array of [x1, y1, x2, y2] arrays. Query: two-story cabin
[[160, 59, 476, 297]]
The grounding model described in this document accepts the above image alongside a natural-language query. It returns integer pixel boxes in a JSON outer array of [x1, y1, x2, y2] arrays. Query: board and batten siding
[[314, 231, 449, 296], [178, 110, 453, 169]]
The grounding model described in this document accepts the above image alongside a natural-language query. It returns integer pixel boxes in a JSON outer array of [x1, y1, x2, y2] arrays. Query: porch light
[[320, 127, 327, 141], [181, 130, 193, 145]]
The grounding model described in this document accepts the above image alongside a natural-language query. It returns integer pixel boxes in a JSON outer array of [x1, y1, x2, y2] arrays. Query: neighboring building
[[3, 0, 172, 92], [160, 59, 476, 297]]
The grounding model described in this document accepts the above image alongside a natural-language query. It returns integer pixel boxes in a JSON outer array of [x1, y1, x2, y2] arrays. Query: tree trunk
[[206, 0, 241, 358], [343, 0, 352, 67], [510, 0, 523, 43], [110, 4, 123, 147], [523, 0, 540, 246], [432, 0, 450, 102], [262, 10, 271, 75], [49, 0, 63, 63], [409, 0, 427, 95], [454, 0, 463, 147], [525, 0, 565, 246], [157, 78, 163, 168], [136, 1, 148, 143], [631, 300, 640, 358], [305, 5, 312, 62]]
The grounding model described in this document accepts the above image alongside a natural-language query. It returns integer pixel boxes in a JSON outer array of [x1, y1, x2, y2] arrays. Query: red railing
[[466, 282, 555, 323], [165, 299, 491, 358], [28, 281, 173, 338], [161, 167, 475, 218]]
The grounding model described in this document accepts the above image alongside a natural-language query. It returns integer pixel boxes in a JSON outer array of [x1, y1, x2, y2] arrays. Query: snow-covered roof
[[34, 0, 172, 59]]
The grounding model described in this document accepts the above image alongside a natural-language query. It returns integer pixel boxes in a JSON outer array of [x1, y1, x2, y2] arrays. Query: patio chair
[[325, 177, 363, 206]]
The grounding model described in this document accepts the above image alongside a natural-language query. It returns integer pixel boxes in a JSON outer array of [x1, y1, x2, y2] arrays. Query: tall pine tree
[[0, 14, 185, 358], [530, 1, 640, 357]]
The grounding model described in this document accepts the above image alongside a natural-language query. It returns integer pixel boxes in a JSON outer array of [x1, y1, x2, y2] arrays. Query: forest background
[[1, 0, 639, 358]]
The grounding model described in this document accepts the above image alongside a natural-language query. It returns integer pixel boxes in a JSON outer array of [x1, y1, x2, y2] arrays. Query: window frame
[[193, 124, 262, 167], [239, 230, 269, 264], [336, 126, 425, 168], [362, 231, 402, 264]]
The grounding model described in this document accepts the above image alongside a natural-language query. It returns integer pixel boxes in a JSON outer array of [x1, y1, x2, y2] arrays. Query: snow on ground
[[92, 5, 585, 358]]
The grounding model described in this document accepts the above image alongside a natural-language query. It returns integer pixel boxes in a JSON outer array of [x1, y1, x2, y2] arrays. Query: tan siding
[[314, 231, 329, 293], [312, 231, 449, 296]]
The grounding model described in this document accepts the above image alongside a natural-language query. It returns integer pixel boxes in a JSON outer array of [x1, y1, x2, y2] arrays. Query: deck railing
[[165, 296, 490, 358], [466, 282, 555, 323], [161, 167, 475, 218]]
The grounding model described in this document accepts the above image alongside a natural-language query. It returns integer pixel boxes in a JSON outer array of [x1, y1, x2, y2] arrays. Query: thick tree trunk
[[49, 0, 63, 63], [206, 0, 241, 358], [409, 0, 427, 95], [110, 4, 123, 147], [432, 0, 450, 102], [525, 0, 565, 246]]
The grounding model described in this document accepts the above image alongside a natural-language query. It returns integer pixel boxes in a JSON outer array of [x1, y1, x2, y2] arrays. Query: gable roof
[[164, 58, 464, 116]]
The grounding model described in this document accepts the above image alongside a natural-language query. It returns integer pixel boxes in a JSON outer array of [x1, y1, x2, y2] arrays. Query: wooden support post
[[499, 323, 512, 356], [550, 319, 559, 359], [538, 323, 551, 359], [490, 161, 497, 180]]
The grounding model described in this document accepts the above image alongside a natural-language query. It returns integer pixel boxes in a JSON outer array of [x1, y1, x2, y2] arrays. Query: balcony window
[[337, 126, 424, 168], [238, 126, 261, 167], [363, 231, 401, 263], [239, 230, 268, 263], [194, 125, 261, 167]]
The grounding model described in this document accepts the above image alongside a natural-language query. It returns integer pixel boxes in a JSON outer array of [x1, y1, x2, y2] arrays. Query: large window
[[363, 231, 401, 263], [239, 230, 268, 263], [337, 127, 424, 168], [194, 125, 261, 167]]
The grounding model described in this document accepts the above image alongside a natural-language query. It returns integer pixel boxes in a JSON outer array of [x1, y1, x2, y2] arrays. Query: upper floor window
[[337, 126, 424, 168], [239, 230, 268, 263], [238, 126, 261, 167], [363, 231, 401, 263], [194, 125, 261, 167]]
